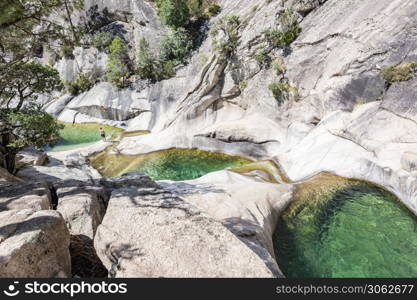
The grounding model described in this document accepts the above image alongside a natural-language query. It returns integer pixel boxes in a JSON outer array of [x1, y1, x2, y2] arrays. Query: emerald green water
[[90, 148, 252, 181], [274, 176, 417, 278], [48, 123, 123, 152]]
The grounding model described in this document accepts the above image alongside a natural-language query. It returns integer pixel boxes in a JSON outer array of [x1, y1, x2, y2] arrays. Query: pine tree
[[106, 37, 131, 87]]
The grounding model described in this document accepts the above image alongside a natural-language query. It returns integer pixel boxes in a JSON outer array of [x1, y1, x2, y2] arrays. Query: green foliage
[[60, 44, 75, 59], [157, 0, 190, 29], [106, 37, 131, 87], [263, 9, 301, 48], [206, 2, 221, 17], [136, 38, 159, 82], [255, 47, 271, 68], [239, 80, 248, 91], [0, 1, 83, 175], [65, 73, 94, 95], [186, 0, 221, 19], [0, 62, 63, 109], [91, 32, 114, 52], [381, 61, 417, 83], [268, 82, 291, 101], [3, 103, 63, 150], [160, 28, 193, 64], [0, 62, 63, 173], [273, 61, 285, 75], [210, 15, 240, 58]]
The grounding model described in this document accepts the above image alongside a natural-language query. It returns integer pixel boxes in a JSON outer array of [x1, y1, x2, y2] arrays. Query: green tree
[[158, 0, 190, 29], [136, 38, 158, 82], [0, 62, 63, 174], [210, 15, 240, 58], [91, 32, 115, 52], [0, 1, 83, 176], [106, 37, 131, 87], [160, 28, 193, 64]]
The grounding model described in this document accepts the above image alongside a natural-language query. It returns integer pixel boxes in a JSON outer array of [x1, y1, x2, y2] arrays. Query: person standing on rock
[[99, 127, 106, 141]]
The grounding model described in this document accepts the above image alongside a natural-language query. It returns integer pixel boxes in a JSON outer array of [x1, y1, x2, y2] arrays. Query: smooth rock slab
[[94, 181, 275, 278], [0, 209, 71, 277]]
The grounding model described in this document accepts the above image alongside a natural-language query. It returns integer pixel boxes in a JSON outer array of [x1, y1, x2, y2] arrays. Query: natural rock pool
[[48, 122, 123, 152], [90, 148, 252, 181], [274, 174, 417, 278]]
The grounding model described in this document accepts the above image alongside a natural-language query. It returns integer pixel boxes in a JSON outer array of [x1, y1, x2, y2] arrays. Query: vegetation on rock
[[268, 82, 292, 103], [381, 61, 417, 83], [160, 28, 193, 65], [91, 32, 115, 52], [210, 15, 241, 59], [157, 0, 190, 29], [106, 37, 132, 87], [65, 73, 94, 96], [263, 9, 301, 49]]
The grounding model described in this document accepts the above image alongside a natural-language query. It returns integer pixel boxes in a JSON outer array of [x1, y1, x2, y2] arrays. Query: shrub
[[255, 47, 271, 68], [268, 82, 291, 101], [273, 61, 285, 75], [186, 0, 221, 19], [106, 37, 131, 87], [240, 80, 248, 91], [136, 37, 158, 81], [160, 28, 193, 64], [263, 9, 300, 48], [60, 44, 75, 59], [91, 32, 114, 52], [210, 15, 240, 58], [381, 61, 417, 83], [65, 73, 94, 95], [158, 0, 190, 29], [206, 2, 221, 17]]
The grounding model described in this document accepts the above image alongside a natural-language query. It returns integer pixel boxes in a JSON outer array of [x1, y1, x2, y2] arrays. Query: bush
[[268, 82, 291, 101], [160, 28, 193, 64], [273, 61, 285, 75], [158, 0, 190, 29], [91, 32, 114, 52], [106, 37, 131, 87], [206, 2, 221, 17], [65, 73, 94, 95], [60, 44, 75, 59], [210, 15, 240, 58], [136, 38, 160, 81], [255, 47, 271, 68], [186, 0, 221, 19], [263, 9, 300, 48], [381, 61, 417, 83]]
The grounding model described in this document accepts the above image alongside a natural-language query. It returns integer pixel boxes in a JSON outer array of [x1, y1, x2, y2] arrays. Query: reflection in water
[[274, 174, 417, 278], [90, 148, 252, 181]]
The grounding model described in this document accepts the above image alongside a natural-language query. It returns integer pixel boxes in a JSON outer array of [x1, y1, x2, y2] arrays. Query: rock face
[[18, 0, 417, 278], [0, 183, 52, 212], [160, 170, 294, 276], [0, 209, 71, 278], [94, 174, 276, 278], [56, 182, 108, 238]]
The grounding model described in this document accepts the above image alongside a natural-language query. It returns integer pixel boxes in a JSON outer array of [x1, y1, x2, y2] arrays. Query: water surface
[[274, 175, 417, 278], [48, 123, 123, 152], [90, 148, 252, 181]]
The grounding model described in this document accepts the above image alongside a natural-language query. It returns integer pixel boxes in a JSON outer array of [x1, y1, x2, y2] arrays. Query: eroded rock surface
[[95, 174, 276, 278]]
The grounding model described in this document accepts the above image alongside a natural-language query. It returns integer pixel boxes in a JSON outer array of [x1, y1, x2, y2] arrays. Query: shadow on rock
[[70, 234, 108, 278]]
